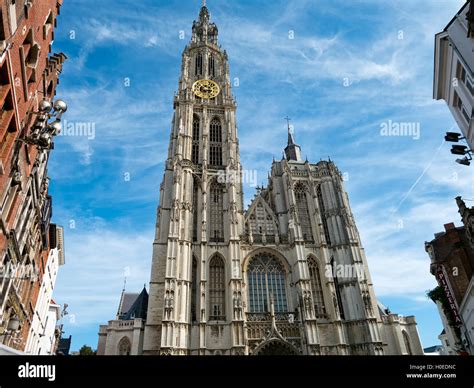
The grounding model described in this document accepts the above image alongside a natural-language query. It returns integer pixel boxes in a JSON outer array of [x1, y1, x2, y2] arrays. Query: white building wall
[[434, 2, 474, 149], [25, 248, 62, 355], [37, 303, 60, 355]]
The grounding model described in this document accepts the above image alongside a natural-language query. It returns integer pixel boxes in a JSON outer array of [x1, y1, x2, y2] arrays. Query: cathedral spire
[[284, 117, 302, 162], [193, 1, 218, 45]]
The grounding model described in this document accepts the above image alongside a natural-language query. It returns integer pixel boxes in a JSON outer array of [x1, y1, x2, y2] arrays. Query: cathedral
[[98, 3, 423, 356]]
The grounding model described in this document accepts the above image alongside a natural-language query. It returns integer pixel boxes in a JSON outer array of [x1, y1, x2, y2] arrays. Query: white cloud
[[53, 226, 154, 327]]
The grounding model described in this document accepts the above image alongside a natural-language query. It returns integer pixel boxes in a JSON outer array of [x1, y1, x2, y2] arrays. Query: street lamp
[[445, 131, 472, 167], [21, 98, 68, 150], [6, 315, 20, 332]]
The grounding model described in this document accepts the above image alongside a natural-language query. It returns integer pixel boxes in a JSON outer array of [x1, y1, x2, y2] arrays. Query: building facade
[[0, 0, 66, 353], [434, 0, 474, 150], [138, 4, 423, 356], [97, 287, 148, 356], [426, 197, 474, 354], [25, 225, 65, 355]]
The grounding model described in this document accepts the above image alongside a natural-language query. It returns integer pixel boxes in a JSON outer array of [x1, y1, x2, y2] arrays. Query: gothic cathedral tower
[[143, 3, 423, 356]]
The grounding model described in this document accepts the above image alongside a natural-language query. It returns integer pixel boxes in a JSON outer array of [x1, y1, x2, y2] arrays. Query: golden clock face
[[192, 79, 220, 99]]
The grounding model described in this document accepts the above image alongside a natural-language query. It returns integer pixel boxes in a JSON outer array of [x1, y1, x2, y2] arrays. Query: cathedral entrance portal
[[253, 339, 299, 356]]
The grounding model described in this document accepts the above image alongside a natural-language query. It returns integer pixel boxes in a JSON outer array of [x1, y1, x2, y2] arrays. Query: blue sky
[[48, 0, 474, 351]]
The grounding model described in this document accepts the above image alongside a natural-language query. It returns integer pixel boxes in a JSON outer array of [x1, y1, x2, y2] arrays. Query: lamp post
[[445, 131, 473, 166], [20, 98, 68, 150], [1, 314, 22, 348]]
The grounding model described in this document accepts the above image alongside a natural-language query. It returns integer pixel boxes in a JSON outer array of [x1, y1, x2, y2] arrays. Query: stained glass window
[[192, 116, 200, 164], [209, 182, 224, 242], [209, 255, 225, 320], [295, 184, 314, 242], [308, 257, 326, 316], [248, 254, 288, 313], [209, 118, 222, 166]]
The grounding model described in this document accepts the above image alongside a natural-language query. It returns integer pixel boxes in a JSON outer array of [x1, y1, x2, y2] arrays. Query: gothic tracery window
[[191, 256, 198, 322], [208, 54, 216, 77], [247, 254, 288, 313], [317, 185, 331, 245], [403, 331, 412, 355], [209, 182, 224, 242], [295, 184, 314, 242], [195, 53, 203, 76], [247, 203, 277, 243], [209, 118, 222, 167], [117, 337, 131, 356], [209, 255, 225, 320], [192, 115, 200, 164], [192, 177, 199, 242], [308, 257, 326, 317]]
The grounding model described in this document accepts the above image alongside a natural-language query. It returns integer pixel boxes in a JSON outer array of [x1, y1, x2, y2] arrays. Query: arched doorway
[[117, 336, 131, 356], [253, 339, 298, 356]]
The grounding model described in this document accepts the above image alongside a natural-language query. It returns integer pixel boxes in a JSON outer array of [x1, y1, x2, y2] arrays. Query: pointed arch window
[[192, 178, 199, 242], [402, 331, 412, 355], [117, 337, 131, 356], [308, 257, 326, 317], [317, 185, 331, 245], [247, 203, 277, 243], [209, 118, 222, 166], [192, 116, 200, 164], [208, 54, 216, 77], [191, 256, 198, 322], [247, 254, 288, 313], [195, 53, 203, 76], [295, 184, 314, 242], [209, 255, 225, 320], [209, 182, 224, 242]]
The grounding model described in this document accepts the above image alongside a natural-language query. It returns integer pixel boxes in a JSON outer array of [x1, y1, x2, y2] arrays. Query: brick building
[[0, 0, 66, 353], [426, 197, 474, 354]]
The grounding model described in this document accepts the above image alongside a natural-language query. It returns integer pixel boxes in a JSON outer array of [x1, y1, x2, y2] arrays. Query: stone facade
[[0, 0, 66, 352], [142, 4, 423, 356], [97, 287, 148, 356]]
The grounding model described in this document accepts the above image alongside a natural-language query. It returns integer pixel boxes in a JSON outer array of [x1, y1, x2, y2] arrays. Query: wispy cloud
[[50, 0, 469, 350]]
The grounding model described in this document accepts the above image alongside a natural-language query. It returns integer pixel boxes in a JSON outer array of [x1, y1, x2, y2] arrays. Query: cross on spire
[[284, 116, 291, 133], [202, 0, 207, 7]]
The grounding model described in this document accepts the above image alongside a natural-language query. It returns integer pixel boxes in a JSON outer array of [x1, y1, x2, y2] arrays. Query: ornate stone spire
[[192, 1, 218, 45], [284, 117, 302, 162]]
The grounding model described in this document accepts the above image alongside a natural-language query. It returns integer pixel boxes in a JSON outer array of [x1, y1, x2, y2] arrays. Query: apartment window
[[454, 91, 471, 123], [43, 12, 53, 40], [457, 61, 474, 96], [8, 1, 17, 35], [0, 9, 6, 42]]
